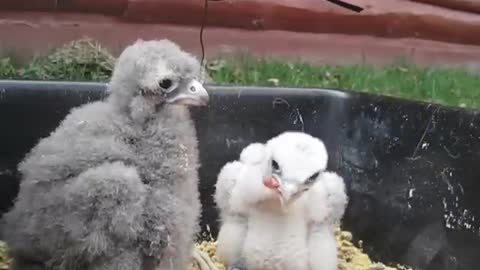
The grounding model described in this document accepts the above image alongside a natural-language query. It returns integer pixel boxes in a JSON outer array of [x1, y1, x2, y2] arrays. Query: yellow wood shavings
[[0, 241, 12, 269], [188, 241, 226, 270], [188, 227, 412, 270]]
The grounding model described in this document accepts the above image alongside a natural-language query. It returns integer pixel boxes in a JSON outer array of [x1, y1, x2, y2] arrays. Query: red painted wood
[[121, 0, 480, 46], [57, 0, 128, 15], [123, 0, 205, 25], [1, 0, 480, 46], [0, 0, 56, 11], [1, 12, 480, 71], [409, 0, 480, 15]]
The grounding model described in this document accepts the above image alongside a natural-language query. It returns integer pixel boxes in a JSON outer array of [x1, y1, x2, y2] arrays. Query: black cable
[[200, 0, 209, 70], [325, 0, 364, 13], [198, 0, 362, 73]]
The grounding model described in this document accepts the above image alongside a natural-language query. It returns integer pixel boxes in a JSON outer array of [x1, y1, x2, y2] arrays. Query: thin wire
[[199, 0, 209, 77], [197, 0, 361, 77], [325, 0, 363, 12]]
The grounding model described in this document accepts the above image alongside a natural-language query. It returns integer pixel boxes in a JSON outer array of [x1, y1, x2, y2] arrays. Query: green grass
[[208, 57, 480, 109], [1, 39, 480, 110]]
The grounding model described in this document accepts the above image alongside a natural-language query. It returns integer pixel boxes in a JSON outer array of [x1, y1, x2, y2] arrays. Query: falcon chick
[[214, 143, 268, 270], [2, 39, 209, 270], [215, 131, 348, 270]]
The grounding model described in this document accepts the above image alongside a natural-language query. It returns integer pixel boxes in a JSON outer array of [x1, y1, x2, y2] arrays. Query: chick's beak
[[263, 176, 280, 189], [277, 182, 298, 208], [263, 176, 298, 209], [166, 79, 209, 106]]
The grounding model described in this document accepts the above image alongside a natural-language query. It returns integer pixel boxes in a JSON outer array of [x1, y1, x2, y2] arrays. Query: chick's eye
[[271, 159, 280, 172], [159, 79, 173, 89], [305, 171, 320, 185]]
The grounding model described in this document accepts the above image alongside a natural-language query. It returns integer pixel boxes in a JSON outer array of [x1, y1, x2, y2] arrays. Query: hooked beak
[[263, 175, 299, 210], [277, 182, 299, 209], [166, 79, 209, 106]]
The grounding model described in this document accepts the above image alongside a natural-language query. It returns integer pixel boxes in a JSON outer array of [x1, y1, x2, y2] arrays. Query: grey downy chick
[[215, 131, 348, 270], [1, 39, 209, 270]]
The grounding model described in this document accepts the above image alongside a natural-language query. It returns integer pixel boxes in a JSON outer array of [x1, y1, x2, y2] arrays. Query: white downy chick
[[214, 143, 271, 269], [305, 171, 349, 270], [218, 131, 348, 270]]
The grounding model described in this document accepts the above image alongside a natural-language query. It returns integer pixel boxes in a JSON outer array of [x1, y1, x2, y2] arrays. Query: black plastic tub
[[0, 80, 479, 270]]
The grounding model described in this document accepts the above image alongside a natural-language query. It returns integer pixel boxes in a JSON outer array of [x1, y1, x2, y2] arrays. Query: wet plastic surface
[[0, 80, 479, 270]]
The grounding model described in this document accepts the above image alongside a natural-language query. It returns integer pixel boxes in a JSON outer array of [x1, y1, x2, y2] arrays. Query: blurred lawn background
[[1, 38, 479, 109]]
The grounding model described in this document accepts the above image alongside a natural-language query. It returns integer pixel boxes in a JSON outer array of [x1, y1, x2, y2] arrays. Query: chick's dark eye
[[306, 171, 320, 185], [159, 79, 172, 89], [271, 159, 280, 172]]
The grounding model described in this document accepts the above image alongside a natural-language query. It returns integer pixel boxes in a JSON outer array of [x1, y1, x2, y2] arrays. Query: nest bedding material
[[189, 227, 411, 270], [0, 228, 410, 270]]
